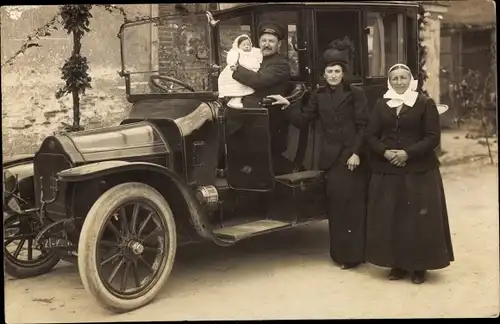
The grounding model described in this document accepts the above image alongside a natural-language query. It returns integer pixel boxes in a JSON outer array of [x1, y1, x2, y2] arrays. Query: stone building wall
[[1, 5, 153, 157]]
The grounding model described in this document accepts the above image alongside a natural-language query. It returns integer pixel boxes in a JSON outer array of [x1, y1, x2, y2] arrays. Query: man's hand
[[266, 94, 290, 110], [346, 153, 360, 171], [230, 65, 237, 72]]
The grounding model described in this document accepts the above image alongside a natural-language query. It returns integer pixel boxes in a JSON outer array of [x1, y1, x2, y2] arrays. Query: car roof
[[213, 1, 419, 17]]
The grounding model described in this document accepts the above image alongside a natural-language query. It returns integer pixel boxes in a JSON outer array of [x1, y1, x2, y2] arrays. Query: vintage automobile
[[3, 2, 424, 312]]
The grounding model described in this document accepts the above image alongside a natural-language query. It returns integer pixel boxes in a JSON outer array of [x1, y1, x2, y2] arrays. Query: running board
[[213, 220, 292, 242]]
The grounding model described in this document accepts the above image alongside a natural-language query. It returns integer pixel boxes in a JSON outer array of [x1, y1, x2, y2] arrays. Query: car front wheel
[[78, 182, 177, 313]]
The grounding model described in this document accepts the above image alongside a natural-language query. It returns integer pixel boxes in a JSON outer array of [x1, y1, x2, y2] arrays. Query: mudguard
[[56, 161, 232, 246], [3, 156, 36, 208], [3, 154, 35, 167]]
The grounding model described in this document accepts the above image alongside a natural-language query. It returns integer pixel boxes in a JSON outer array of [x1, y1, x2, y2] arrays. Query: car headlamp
[[3, 170, 17, 201]]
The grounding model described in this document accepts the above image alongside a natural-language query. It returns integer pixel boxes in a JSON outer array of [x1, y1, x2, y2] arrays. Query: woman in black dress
[[269, 39, 369, 269], [365, 63, 454, 284]]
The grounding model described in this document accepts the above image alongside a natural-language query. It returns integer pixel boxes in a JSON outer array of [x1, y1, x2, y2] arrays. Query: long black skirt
[[326, 160, 368, 264], [365, 168, 455, 271]]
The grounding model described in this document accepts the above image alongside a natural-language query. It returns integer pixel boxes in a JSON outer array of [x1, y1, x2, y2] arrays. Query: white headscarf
[[383, 63, 419, 108]]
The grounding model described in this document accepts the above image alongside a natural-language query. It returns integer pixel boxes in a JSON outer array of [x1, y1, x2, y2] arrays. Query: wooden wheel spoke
[[107, 222, 121, 238], [27, 239, 33, 260], [101, 251, 121, 266], [140, 228, 161, 243], [138, 256, 154, 273], [130, 204, 140, 235], [132, 260, 141, 288], [120, 261, 131, 291], [100, 240, 119, 248], [13, 239, 26, 258], [137, 212, 153, 237], [119, 208, 129, 235], [142, 245, 159, 253], [5, 238, 15, 246], [108, 258, 125, 283]]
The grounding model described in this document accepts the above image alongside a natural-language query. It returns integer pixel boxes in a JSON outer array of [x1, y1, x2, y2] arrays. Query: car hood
[[37, 121, 171, 164]]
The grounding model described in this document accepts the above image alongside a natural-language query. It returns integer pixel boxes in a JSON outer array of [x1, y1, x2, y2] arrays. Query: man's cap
[[258, 22, 285, 40]]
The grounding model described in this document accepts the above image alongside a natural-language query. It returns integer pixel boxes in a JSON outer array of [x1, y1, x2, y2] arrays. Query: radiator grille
[[34, 153, 72, 207]]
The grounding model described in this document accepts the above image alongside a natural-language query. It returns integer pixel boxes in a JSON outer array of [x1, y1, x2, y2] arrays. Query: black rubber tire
[[77, 182, 177, 313]]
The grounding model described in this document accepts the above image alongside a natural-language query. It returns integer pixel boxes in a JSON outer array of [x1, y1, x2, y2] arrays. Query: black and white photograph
[[2, 1, 498, 321]]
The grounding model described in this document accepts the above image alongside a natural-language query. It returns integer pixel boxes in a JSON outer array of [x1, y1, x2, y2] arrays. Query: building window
[[366, 12, 405, 76]]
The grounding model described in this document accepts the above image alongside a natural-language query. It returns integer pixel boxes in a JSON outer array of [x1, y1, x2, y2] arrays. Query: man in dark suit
[[229, 22, 292, 174]]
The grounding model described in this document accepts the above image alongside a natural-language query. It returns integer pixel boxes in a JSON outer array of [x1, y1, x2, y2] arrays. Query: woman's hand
[[384, 150, 406, 167], [392, 150, 408, 164], [384, 150, 396, 162], [266, 94, 291, 110], [387, 149, 408, 167], [346, 153, 360, 171]]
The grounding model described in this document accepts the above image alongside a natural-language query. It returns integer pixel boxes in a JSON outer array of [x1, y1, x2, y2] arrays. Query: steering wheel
[[150, 75, 196, 93], [260, 82, 308, 107]]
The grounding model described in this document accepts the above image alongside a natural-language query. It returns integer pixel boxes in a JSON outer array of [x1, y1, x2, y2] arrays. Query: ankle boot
[[388, 268, 408, 280], [411, 270, 427, 284]]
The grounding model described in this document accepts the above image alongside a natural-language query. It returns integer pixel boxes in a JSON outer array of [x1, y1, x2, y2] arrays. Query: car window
[[366, 11, 406, 77], [315, 10, 362, 81], [122, 13, 212, 94]]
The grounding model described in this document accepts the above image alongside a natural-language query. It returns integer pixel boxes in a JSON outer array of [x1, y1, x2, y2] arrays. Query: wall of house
[[1, 5, 153, 156]]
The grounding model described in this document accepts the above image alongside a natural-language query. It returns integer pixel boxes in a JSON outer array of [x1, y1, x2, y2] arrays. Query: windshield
[[120, 13, 214, 95]]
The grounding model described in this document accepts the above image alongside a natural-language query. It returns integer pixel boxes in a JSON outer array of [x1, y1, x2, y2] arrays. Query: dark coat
[[289, 81, 369, 264], [290, 82, 369, 170], [232, 53, 291, 154], [365, 95, 441, 174]]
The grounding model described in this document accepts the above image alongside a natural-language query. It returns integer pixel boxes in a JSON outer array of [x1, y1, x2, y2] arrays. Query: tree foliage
[[55, 5, 93, 132], [417, 4, 430, 97], [2, 4, 136, 133], [449, 69, 496, 126]]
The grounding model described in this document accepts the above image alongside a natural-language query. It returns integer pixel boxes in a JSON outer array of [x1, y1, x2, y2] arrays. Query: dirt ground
[[4, 156, 499, 322]]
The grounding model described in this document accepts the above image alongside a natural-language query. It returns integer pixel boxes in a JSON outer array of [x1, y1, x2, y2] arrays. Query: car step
[[213, 219, 292, 242]]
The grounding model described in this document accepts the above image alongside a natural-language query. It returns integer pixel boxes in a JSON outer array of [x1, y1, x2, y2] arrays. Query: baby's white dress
[[218, 36, 263, 98]]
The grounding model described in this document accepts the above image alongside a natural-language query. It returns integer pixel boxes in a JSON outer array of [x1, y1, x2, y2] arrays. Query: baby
[[218, 34, 263, 108]]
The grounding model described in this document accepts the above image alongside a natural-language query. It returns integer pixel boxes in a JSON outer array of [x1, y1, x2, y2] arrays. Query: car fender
[[56, 161, 231, 246], [3, 157, 36, 207], [3, 154, 35, 167]]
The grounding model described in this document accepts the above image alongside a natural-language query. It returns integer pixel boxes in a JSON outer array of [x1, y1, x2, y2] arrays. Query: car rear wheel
[[78, 182, 177, 313]]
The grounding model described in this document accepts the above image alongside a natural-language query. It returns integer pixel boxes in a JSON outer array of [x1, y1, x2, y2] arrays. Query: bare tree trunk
[[72, 31, 83, 130]]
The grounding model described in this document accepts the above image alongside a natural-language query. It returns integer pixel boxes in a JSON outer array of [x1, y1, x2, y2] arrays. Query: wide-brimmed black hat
[[258, 21, 285, 40], [322, 37, 354, 72], [322, 49, 350, 71]]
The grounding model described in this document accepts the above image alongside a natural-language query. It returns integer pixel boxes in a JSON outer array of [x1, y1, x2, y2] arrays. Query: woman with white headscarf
[[364, 63, 454, 284]]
